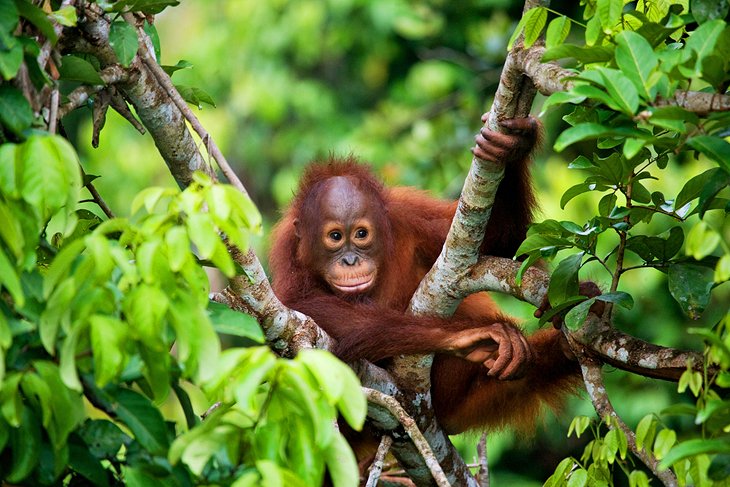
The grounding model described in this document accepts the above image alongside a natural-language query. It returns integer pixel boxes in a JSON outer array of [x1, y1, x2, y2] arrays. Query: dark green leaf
[[58, 55, 105, 85], [564, 297, 596, 331], [596, 291, 634, 309], [6, 407, 41, 483], [78, 419, 131, 459], [208, 301, 265, 342], [0, 84, 32, 135], [709, 454, 730, 481], [175, 84, 216, 109], [109, 21, 138, 67], [14, 0, 56, 44], [548, 252, 583, 305], [161, 59, 192, 77], [687, 136, 730, 171], [0, 0, 18, 32], [668, 263, 714, 319], [0, 41, 23, 80], [598, 193, 617, 217], [68, 437, 111, 487], [143, 21, 160, 60], [692, 0, 730, 24], [675, 167, 725, 210], [108, 387, 170, 455], [112, 0, 181, 15]]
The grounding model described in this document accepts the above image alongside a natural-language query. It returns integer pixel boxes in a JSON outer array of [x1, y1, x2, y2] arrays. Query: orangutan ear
[[293, 218, 301, 239]]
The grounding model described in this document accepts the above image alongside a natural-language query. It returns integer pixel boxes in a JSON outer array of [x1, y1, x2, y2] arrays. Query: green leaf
[[635, 415, 656, 451], [49, 6, 77, 27], [0, 41, 23, 80], [0, 0, 19, 32], [596, 291, 634, 309], [207, 301, 264, 342], [109, 387, 170, 455], [109, 21, 138, 67], [143, 21, 160, 60], [548, 252, 583, 305], [675, 167, 725, 210], [692, 0, 730, 24], [0, 85, 33, 135], [615, 31, 658, 100], [0, 247, 23, 307], [161, 59, 192, 76], [186, 212, 218, 259], [32, 361, 85, 450], [554, 123, 644, 152], [112, 0, 181, 15], [542, 44, 614, 63], [523, 6, 547, 48], [685, 221, 720, 260], [648, 106, 698, 132], [597, 0, 622, 32], [14, 0, 56, 44], [58, 55, 105, 85], [668, 263, 714, 319], [175, 84, 216, 109], [6, 407, 41, 484], [659, 438, 730, 469], [564, 297, 596, 331], [686, 135, 730, 171], [324, 431, 359, 487], [90, 315, 128, 387], [560, 183, 592, 209], [685, 19, 726, 64], [298, 350, 366, 430], [653, 428, 676, 460], [59, 321, 85, 391], [545, 16, 571, 49], [566, 467, 588, 487], [68, 439, 111, 487], [597, 68, 640, 115], [123, 284, 168, 349]]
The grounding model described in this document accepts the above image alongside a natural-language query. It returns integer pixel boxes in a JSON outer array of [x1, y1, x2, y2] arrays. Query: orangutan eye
[[329, 231, 343, 241], [355, 228, 368, 239]]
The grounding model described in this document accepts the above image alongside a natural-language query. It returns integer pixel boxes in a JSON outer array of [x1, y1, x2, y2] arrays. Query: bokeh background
[[60, 1, 727, 484]]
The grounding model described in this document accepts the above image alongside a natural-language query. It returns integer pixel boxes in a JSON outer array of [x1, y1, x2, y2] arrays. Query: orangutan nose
[[342, 253, 359, 266]]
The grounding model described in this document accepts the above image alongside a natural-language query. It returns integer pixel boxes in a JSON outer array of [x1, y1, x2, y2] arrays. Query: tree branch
[[363, 388, 451, 487], [571, 351, 678, 486], [515, 46, 730, 114], [365, 435, 393, 487]]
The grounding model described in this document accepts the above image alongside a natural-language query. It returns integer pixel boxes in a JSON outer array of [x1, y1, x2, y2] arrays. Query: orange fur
[[269, 121, 580, 450]]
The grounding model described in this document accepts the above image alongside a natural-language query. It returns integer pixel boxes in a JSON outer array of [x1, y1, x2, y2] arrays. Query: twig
[[571, 350, 678, 486], [366, 435, 394, 487], [48, 89, 59, 134], [123, 13, 250, 198], [362, 387, 450, 487], [57, 65, 129, 118], [477, 433, 489, 487]]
